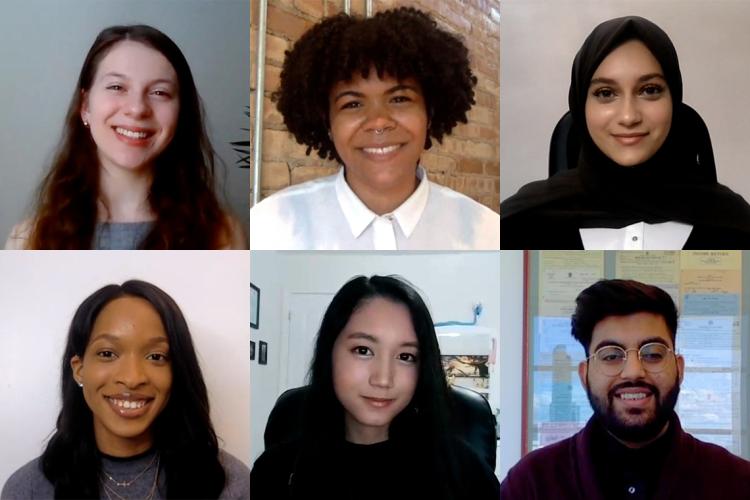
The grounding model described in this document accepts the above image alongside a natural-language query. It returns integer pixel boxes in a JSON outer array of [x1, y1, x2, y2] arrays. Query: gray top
[[94, 221, 154, 250], [1, 449, 249, 499]]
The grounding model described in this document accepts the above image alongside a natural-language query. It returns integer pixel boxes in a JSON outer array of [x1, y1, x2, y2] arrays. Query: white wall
[[0, 251, 250, 488], [0, 0, 250, 242], [249, 251, 501, 466], [501, 0, 750, 204], [498, 250, 524, 481]]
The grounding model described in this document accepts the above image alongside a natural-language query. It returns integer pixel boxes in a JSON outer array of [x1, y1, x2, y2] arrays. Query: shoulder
[[425, 181, 500, 249], [500, 435, 577, 499], [4, 219, 33, 250], [681, 432, 750, 478], [1, 456, 53, 500], [428, 180, 499, 219], [501, 171, 582, 219], [450, 438, 500, 496], [217, 450, 250, 500], [252, 175, 338, 214], [250, 441, 301, 500]]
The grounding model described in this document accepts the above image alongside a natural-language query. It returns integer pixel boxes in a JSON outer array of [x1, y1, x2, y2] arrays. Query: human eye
[[96, 350, 117, 360], [640, 344, 667, 362], [146, 352, 170, 363], [597, 348, 624, 363], [592, 87, 616, 102], [352, 345, 373, 357], [398, 352, 419, 364], [151, 89, 172, 98], [106, 83, 124, 92], [340, 100, 362, 110], [640, 84, 665, 99], [391, 94, 412, 104]]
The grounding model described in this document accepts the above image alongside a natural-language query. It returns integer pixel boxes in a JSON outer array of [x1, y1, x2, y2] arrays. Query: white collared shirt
[[250, 167, 499, 250], [579, 221, 693, 249]]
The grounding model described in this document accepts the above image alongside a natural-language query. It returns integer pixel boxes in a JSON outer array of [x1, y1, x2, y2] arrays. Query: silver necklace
[[102, 453, 158, 488], [101, 456, 160, 500]]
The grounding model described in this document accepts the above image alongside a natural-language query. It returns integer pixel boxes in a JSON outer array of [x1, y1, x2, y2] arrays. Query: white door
[[283, 292, 334, 392]]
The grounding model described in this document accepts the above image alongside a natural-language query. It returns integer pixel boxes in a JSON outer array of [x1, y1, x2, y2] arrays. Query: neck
[[344, 169, 419, 216], [344, 413, 388, 445], [608, 421, 670, 449], [95, 428, 153, 458], [98, 164, 154, 222]]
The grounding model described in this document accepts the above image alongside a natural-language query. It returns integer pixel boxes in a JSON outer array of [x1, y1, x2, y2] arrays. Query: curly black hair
[[272, 7, 477, 162]]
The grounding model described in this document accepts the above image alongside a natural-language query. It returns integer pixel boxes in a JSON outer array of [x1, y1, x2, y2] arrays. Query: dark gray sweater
[[1, 449, 249, 499]]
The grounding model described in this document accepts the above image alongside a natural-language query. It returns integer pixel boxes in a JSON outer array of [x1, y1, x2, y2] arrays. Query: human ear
[[80, 90, 90, 125], [578, 360, 589, 390], [70, 355, 84, 386], [676, 353, 685, 384]]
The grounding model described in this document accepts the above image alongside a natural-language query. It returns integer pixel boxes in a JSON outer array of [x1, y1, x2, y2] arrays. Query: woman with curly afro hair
[[250, 7, 499, 250]]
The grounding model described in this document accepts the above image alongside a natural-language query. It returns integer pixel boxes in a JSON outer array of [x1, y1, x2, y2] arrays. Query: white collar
[[334, 166, 430, 239]]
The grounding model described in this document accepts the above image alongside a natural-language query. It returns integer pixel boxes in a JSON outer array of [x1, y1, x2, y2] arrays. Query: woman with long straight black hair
[[250, 275, 499, 499], [1, 280, 249, 499]]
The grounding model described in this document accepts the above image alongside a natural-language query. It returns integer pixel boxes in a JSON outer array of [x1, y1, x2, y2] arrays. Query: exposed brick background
[[251, 0, 500, 211]]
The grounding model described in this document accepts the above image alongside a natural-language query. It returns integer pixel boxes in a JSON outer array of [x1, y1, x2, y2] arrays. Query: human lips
[[112, 125, 156, 145], [359, 143, 404, 160], [104, 392, 155, 418], [361, 396, 396, 408], [612, 386, 654, 408], [612, 132, 648, 146]]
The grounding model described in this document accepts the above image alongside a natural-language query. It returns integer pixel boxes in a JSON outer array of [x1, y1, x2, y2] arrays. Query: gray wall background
[[501, 0, 750, 204], [0, 0, 249, 242]]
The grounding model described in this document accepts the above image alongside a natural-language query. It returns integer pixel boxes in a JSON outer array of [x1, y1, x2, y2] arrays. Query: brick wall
[[250, 0, 500, 211]]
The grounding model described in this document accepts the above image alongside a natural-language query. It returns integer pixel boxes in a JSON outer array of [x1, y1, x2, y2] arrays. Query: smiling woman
[[250, 8, 499, 250], [500, 16, 750, 249], [250, 275, 500, 499], [0, 280, 249, 499], [4, 25, 246, 249]]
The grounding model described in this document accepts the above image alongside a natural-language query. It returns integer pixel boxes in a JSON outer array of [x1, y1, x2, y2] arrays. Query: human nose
[[124, 92, 151, 118], [369, 356, 394, 388], [619, 348, 646, 379], [363, 102, 396, 133], [116, 355, 148, 388], [617, 95, 642, 127]]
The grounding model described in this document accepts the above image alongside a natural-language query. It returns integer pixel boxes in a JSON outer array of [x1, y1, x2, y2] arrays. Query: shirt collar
[[334, 166, 430, 238]]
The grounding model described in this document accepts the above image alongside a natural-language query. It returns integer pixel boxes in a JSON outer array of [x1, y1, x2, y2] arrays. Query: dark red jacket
[[500, 415, 750, 499]]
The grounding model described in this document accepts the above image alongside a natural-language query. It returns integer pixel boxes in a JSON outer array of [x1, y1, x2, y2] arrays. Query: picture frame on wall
[[250, 340, 256, 361], [251, 283, 260, 329], [259, 340, 268, 365]]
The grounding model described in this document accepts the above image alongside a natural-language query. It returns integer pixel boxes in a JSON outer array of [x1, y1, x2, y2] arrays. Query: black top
[[250, 437, 500, 500], [500, 16, 750, 249]]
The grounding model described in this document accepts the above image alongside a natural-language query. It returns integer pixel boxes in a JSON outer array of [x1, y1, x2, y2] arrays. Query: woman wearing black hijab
[[500, 16, 750, 249]]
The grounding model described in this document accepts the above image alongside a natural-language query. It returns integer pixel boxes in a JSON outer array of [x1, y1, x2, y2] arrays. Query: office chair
[[547, 104, 716, 182], [263, 384, 497, 471]]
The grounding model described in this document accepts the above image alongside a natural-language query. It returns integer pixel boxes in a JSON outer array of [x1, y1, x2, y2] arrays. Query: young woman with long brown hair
[[4, 25, 246, 249]]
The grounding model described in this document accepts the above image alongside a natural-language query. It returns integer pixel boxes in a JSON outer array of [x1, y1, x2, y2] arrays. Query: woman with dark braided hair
[[250, 7, 499, 250]]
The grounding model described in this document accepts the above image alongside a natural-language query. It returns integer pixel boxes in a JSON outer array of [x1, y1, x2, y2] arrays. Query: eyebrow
[[589, 73, 666, 87], [99, 72, 176, 86], [333, 84, 420, 102], [592, 336, 670, 352], [344, 331, 419, 349], [90, 333, 169, 346]]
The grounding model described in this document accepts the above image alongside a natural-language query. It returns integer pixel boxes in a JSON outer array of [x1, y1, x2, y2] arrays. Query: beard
[[585, 374, 681, 444]]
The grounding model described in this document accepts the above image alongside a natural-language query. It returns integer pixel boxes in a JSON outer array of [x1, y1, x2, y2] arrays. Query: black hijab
[[500, 16, 750, 248]]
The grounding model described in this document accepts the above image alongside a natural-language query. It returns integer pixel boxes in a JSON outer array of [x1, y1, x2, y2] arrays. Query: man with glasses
[[501, 279, 750, 499]]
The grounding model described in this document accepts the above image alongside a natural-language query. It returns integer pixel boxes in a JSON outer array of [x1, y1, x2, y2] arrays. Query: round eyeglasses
[[587, 342, 676, 376]]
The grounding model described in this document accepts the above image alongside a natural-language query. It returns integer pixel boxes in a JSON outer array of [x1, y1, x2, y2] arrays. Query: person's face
[[585, 40, 672, 167], [81, 41, 180, 174], [579, 311, 684, 446], [71, 296, 173, 457], [332, 297, 420, 445], [328, 70, 428, 195]]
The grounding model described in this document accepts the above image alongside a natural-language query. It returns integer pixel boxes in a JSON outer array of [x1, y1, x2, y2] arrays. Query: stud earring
[[83, 120, 89, 127], [77, 380, 83, 388]]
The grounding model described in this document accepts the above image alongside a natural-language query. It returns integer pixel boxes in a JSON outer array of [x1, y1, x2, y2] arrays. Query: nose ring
[[374, 128, 385, 135]]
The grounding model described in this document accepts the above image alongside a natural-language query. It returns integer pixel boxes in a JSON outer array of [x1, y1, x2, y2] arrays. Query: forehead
[[591, 311, 672, 348], [90, 296, 166, 339], [329, 70, 421, 96], [94, 40, 177, 83], [339, 297, 418, 344], [591, 39, 664, 80]]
